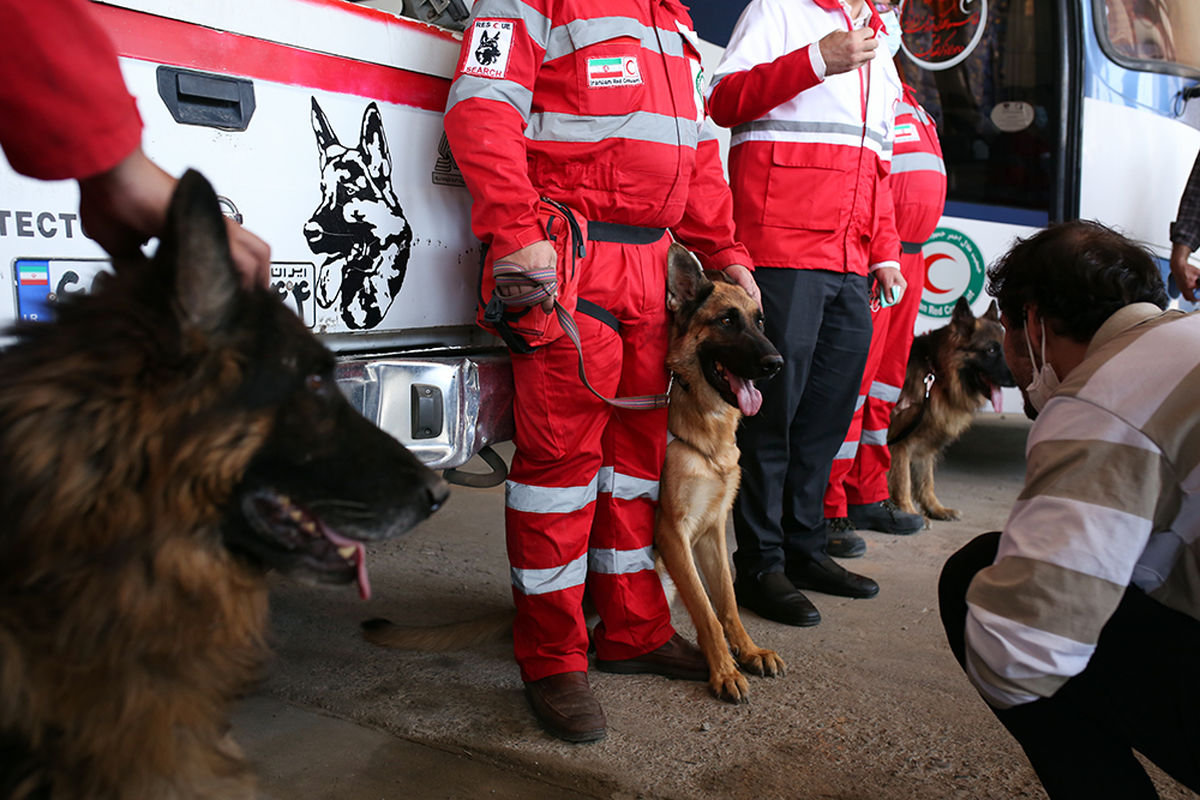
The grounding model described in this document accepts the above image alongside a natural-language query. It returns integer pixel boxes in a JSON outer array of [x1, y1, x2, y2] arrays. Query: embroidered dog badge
[[464, 19, 514, 79]]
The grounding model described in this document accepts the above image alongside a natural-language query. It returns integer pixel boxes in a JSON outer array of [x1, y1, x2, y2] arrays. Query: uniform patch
[[894, 121, 920, 145], [587, 56, 642, 88], [463, 19, 514, 79]]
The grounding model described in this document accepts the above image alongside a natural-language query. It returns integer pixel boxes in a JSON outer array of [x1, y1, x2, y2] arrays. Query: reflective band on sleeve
[[891, 151, 946, 176], [467, 0, 552, 48], [588, 545, 656, 574], [597, 467, 660, 502], [869, 380, 902, 403], [446, 74, 534, 117], [511, 553, 588, 595], [506, 474, 599, 514]]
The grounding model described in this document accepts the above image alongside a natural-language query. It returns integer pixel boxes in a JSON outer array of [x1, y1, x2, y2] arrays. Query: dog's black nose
[[427, 478, 451, 513], [761, 354, 783, 379]]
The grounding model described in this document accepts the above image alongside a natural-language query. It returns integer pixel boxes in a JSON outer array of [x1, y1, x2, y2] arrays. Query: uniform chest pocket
[[569, 21, 648, 116], [763, 146, 852, 232]]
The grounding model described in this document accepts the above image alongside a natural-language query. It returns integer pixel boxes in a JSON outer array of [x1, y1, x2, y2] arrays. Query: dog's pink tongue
[[323, 526, 372, 601], [731, 375, 763, 416], [991, 385, 1003, 413]]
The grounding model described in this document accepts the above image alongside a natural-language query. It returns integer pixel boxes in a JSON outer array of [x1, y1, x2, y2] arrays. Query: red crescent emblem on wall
[[923, 252, 955, 293]]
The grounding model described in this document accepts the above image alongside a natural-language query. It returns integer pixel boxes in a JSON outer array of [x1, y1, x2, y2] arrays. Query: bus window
[[1100, 0, 1200, 74], [899, 0, 1059, 223]]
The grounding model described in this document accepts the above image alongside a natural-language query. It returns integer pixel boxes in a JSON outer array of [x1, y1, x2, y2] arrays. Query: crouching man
[[939, 220, 1200, 799]]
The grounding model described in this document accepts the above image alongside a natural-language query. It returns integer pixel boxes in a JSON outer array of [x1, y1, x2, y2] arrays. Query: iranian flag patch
[[587, 56, 641, 88]]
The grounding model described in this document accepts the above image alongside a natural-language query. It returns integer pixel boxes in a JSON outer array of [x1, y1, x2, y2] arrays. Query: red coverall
[[824, 83, 947, 517], [443, 0, 750, 682], [0, 0, 142, 180]]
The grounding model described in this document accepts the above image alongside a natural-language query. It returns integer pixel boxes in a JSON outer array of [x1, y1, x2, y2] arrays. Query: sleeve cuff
[[808, 42, 827, 81]]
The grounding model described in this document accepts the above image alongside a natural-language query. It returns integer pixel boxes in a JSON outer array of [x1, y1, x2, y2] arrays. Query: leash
[[886, 369, 935, 447], [490, 260, 669, 410]]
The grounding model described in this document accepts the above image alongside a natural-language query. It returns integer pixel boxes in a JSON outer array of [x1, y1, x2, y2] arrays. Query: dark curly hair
[[985, 220, 1167, 340]]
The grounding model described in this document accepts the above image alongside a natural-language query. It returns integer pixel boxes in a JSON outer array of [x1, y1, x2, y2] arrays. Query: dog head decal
[[305, 97, 413, 330], [666, 243, 782, 417]]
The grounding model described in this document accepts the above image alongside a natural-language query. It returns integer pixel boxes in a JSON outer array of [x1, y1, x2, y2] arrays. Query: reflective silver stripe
[[855, 394, 866, 411], [589, 545, 656, 574], [545, 17, 690, 60], [466, 0, 551, 49], [527, 110, 700, 149], [597, 467, 660, 502], [896, 100, 932, 125], [869, 380, 902, 403], [891, 151, 946, 176], [506, 475, 598, 514], [511, 553, 588, 595], [446, 74, 534, 118], [731, 119, 889, 150], [700, 120, 719, 143], [861, 427, 889, 446], [834, 439, 859, 461]]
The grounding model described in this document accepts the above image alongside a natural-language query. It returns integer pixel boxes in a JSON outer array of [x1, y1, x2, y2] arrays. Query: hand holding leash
[[493, 240, 558, 313]]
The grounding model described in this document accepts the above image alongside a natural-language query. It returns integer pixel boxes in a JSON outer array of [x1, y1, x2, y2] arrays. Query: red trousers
[[505, 236, 675, 682], [824, 248, 927, 517]]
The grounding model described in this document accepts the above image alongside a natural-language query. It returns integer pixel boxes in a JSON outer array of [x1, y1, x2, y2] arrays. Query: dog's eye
[[720, 311, 737, 326], [305, 373, 328, 393]]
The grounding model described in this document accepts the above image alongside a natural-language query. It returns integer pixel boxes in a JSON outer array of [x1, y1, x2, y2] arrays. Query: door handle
[[156, 66, 256, 131]]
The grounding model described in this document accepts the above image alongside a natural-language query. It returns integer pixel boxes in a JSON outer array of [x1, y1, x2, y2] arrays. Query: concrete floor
[[231, 415, 1199, 800]]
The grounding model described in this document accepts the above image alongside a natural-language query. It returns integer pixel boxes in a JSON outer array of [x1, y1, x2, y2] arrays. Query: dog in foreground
[[655, 243, 786, 702], [0, 171, 447, 800], [364, 244, 785, 703], [887, 297, 1014, 521]]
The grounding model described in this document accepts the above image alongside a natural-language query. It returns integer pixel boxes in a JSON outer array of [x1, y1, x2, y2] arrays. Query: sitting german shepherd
[[656, 244, 786, 703], [0, 171, 447, 800], [887, 297, 1014, 521], [363, 245, 785, 704]]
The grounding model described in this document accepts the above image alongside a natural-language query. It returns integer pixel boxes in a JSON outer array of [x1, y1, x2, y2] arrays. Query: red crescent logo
[[923, 252, 955, 294]]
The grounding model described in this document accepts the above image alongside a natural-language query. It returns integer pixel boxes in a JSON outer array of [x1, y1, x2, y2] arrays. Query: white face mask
[[1022, 321, 1060, 413], [877, 10, 902, 58]]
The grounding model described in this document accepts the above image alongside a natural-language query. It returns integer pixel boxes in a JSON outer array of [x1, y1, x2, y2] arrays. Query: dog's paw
[[741, 649, 786, 678], [926, 506, 960, 521], [710, 669, 750, 704]]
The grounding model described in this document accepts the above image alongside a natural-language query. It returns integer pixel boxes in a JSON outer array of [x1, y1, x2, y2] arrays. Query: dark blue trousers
[[732, 267, 871, 579]]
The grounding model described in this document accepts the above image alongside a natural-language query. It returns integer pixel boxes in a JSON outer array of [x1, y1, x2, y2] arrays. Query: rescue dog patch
[[463, 19, 514, 79], [587, 56, 642, 88]]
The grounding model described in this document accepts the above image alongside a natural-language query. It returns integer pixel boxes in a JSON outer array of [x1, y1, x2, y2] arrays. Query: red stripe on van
[[94, 4, 451, 113]]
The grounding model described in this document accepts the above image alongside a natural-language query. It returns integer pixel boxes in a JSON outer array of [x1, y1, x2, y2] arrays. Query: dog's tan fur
[[656, 244, 785, 703], [888, 298, 1013, 521]]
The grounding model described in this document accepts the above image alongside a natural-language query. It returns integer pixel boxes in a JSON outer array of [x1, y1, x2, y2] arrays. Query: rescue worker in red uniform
[[0, 0, 270, 284], [709, 0, 903, 627], [442, 0, 757, 743], [823, 71, 948, 553]]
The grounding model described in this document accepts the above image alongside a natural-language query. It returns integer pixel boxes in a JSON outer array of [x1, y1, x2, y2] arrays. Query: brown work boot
[[524, 671, 606, 743], [594, 633, 709, 681]]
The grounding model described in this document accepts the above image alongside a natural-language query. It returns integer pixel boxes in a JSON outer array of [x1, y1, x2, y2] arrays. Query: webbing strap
[[491, 261, 668, 410]]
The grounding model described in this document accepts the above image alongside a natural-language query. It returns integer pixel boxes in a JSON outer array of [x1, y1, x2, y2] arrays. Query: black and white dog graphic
[[305, 98, 412, 330]]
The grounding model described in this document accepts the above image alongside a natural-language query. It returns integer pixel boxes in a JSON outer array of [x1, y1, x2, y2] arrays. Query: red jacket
[[708, 0, 900, 275], [0, 0, 142, 181], [442, 0, 749, 270], [891, 83, 946, 247]]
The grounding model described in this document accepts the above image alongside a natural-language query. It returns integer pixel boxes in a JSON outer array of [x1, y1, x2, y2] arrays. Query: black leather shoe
[[847, 498, 925, 535], [524, 671, 606, 743], [786, 555, 879, 599], [734, 571, 821, 627], [595, 632, 708, 681], [825, 517, 866, 558]]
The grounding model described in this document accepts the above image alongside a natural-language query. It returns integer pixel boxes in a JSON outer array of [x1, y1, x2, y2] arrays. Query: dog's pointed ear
[[311, 97, 339, 170], [983, 299, 1000, 322], [666, 243, 711, 312], [359, 103, 393, 186], [158, 170, 240, 339], [949, 296, 975, 332]]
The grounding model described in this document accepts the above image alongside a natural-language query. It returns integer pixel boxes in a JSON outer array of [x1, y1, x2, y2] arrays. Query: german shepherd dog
[[362, 245, 785, 703], [0, 171, 447, 800], [305, 97, 413, 330], [656, 244, 785, 703], [888, 297, 1014, 521]]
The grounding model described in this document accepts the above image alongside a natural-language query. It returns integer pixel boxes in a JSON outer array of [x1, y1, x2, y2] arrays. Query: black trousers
[[939, 533, 1200, 800], [733, 268, 870, 578]]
